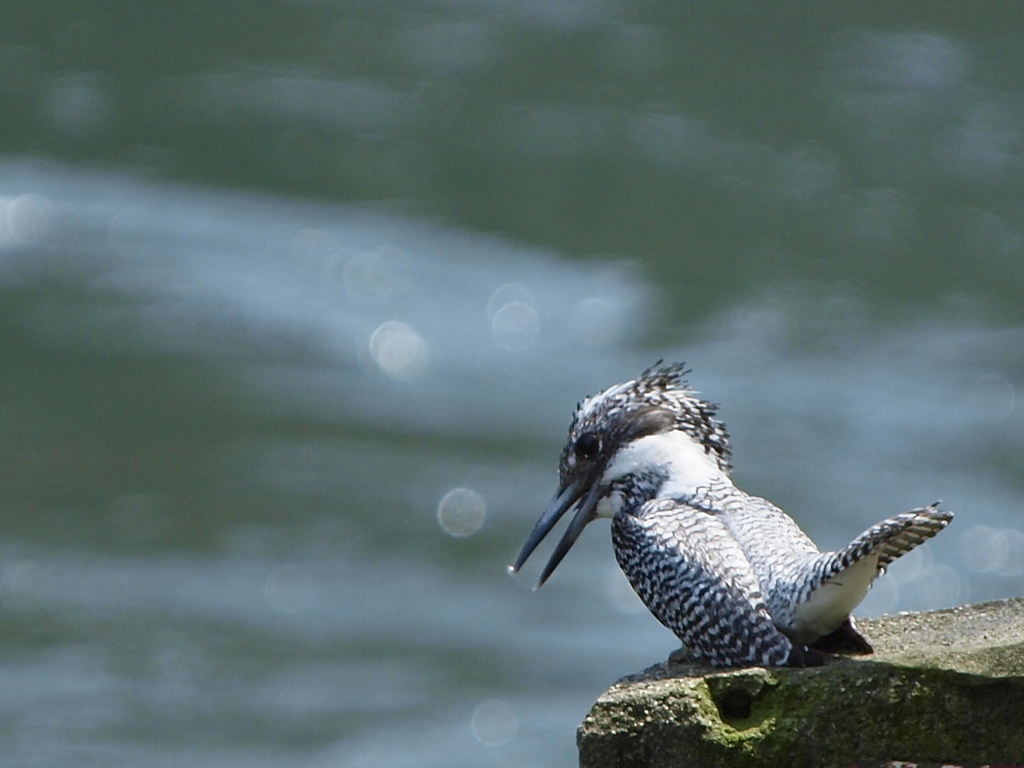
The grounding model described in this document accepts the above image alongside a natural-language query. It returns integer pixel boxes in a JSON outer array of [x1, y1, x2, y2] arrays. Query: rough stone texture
[[578, 598, 1024, 768]]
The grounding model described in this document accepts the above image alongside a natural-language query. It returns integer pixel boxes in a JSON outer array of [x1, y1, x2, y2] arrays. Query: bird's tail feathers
[[799, 503, 953, 600], [855, 502, 954, 573]]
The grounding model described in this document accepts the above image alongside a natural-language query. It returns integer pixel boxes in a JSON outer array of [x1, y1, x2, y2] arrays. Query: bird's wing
[[612, 498, 811, 668]]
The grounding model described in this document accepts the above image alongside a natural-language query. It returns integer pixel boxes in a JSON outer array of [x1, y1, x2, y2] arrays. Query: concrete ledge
[[578, 599, 1024, 768]]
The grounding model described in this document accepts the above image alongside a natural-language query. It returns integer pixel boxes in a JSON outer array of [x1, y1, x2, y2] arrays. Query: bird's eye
[[574, 432, 601, 460]]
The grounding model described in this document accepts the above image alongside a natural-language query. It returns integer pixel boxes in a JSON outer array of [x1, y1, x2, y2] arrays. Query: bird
[[509, 362, 954, 668]]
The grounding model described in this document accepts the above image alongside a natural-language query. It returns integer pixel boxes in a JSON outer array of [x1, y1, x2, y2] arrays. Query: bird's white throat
[[595, 430, 729, 519]]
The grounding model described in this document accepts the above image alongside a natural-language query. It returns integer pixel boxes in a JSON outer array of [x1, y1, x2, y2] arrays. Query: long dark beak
[[508, 475, 604, 588]]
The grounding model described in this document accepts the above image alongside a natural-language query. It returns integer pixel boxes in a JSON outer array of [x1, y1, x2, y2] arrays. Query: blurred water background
[[1, 3, 1023, 766]]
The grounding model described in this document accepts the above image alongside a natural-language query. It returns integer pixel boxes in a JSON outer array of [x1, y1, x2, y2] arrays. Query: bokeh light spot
[[486, 283, 532, 321], [968, 373, 1015, 420], [437, 487, 486, 538], [491, 301, 539, 350], [369, 320, 429, 381], [6, 194, 53, 244], [470, 698, 518, 746]]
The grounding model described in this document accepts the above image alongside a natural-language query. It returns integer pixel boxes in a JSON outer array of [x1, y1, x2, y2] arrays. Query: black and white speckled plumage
[[511, 362, 955, 668]]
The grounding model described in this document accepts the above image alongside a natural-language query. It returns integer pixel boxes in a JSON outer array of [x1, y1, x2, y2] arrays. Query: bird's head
[[509, 362, 731, 587]]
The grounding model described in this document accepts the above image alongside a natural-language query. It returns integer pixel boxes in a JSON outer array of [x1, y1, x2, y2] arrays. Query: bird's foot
[[785, 643, 826, 667]]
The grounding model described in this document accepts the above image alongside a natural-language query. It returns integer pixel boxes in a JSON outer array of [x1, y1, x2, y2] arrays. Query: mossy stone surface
[[578, 598, 1024, 768]]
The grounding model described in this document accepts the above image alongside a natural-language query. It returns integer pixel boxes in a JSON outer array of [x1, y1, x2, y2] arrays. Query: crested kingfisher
[[509, 363, 953, 668]]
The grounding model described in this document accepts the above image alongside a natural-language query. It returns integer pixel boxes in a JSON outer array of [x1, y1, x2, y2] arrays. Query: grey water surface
[[1, 3, 1023, 767], [1, 157, 1021, 768]]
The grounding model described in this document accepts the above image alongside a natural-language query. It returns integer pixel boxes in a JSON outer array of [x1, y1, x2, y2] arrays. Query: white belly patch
[[789, 554, 880, 644]]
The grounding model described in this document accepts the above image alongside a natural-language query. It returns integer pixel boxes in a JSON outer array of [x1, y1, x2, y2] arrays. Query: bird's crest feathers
[[563, 361, 732, 474]]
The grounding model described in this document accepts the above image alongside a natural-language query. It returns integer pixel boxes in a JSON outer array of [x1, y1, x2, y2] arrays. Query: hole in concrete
[[714, 687, 753, 721]]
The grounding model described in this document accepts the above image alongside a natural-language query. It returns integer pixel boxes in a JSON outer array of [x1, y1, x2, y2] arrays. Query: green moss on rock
[[578, 598, 1024, 768]]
